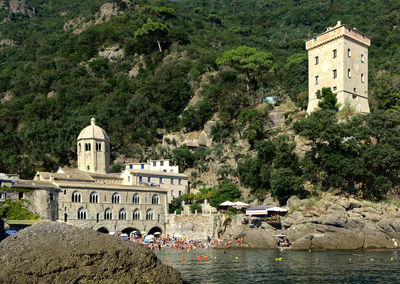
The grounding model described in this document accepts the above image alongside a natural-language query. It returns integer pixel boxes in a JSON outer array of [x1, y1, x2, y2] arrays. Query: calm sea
[[156, 248, 399, 283]]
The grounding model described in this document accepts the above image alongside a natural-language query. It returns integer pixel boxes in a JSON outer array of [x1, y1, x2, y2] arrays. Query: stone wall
[[165, 213, 219, 239], [2, 189, 57, 220]]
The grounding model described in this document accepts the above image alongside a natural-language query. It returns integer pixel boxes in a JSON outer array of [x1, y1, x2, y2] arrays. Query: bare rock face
[[99, 45, 124, 61], [8, 0, 26, 14], [0, 222, 187, 284]]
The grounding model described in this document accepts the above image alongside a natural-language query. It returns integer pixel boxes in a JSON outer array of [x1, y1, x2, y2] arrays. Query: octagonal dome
[[77, 118, 110, 141]]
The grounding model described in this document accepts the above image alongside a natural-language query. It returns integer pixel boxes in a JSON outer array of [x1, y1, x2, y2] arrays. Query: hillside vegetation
[[0, 0, 399, 204]]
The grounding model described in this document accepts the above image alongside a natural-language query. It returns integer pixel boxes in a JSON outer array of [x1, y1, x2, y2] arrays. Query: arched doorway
[[121, 227, 139, 235], [97, 227, 109, 234], [148, 226, 162, 236]]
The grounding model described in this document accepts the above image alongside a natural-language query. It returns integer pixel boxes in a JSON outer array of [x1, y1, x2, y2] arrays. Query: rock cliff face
[[0, 222, 187, 283], [223, 194, 400, 250]]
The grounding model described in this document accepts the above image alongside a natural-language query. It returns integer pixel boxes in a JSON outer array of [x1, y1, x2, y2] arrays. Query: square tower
[[306, 21, 371, 113]]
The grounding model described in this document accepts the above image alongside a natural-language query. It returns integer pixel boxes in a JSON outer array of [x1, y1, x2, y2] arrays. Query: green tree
[[134, 19, 168, 52], [316, 87, 338, 110], [216, 46, 273, 94], [372, 73, 400, 110], [209, 182, 241, 208]]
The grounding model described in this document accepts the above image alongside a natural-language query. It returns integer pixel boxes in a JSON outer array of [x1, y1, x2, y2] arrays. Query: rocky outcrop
[[223, 194, 400, 250], [64, 2, 120, 34], [99, 45, 124, 61], [0, 222, 187, 283]]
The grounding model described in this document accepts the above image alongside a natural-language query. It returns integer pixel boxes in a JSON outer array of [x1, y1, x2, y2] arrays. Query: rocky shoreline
[[221, 194, 400, 251], [0, 222, 188, 284]]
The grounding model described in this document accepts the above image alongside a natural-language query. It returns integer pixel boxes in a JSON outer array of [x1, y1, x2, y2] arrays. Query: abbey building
[[0, 118, 189, 235]]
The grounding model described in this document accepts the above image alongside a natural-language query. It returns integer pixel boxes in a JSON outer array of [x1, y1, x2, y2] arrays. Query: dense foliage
[[0, 0, 399, 203]]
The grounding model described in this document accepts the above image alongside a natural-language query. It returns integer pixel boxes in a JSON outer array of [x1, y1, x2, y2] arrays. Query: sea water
[[156, 249, 399, 283]]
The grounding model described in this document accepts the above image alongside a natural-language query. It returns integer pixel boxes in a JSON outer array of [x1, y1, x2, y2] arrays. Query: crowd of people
[[116, 232, 221, 251]]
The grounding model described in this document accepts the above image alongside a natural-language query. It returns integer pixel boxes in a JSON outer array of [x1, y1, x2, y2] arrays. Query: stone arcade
[[1, 118, 189, 235]]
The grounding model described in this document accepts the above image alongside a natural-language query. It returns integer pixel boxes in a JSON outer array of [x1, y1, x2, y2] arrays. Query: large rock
[[0, 222, 186, 283], [363, 222, 396, 249], [310, 228, 364, 250], [242, 229, 276, 249]]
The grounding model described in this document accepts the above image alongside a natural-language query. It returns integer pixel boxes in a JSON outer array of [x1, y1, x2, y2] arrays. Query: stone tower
[[306, 21, 371, 113], [77, 118, 110, 173]]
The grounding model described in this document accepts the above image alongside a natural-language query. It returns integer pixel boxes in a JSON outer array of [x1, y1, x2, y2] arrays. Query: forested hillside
[[0, 0, 399, 203]]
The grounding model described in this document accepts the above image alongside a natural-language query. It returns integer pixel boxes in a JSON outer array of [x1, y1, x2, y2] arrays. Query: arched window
[[104, 208, 112, 220], [133, 209, 140, 220], [152, 194, 159, 205], [77, 207, 87, 220], [96, 143, 102, 152], [78, 143, 81, 153], [85, 143, 91, 151], [119, 208, 127, 220], [72, 191, 81, 203], [146, 209, 153, 220], [133, 194, 140, 204], [90, 192, 99, 203], [112, 193, 120, 204]]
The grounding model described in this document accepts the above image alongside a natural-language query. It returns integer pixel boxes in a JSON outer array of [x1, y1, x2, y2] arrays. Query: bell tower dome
[[77, 118, 110, 173]]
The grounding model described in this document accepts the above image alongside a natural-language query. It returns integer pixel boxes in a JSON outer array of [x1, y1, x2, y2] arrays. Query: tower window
[[348, 69, 351, 78], [78, 143, 81, 153], [315, 56, 319, 65], [87, 165, 90, 171], [361, 54, 364, 63], [347, 48, 351, 57], [333, 49, 337, 58], [96, 143, 102, 152], [354, 88, 357, 93], [361, 73, 365, 83], [85, 143, 91, 151], [333, 69, 337, 79], [315, 75, 319, 85]]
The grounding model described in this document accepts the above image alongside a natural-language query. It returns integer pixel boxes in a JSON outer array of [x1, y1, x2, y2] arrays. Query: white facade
[[125, 160, 179, 173]]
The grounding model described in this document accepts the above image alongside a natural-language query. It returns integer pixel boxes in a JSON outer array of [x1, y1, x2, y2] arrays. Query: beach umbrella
[[144, 235, 155, 241], [233, 201, 250, 207], [219, 201, 235, 206]]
